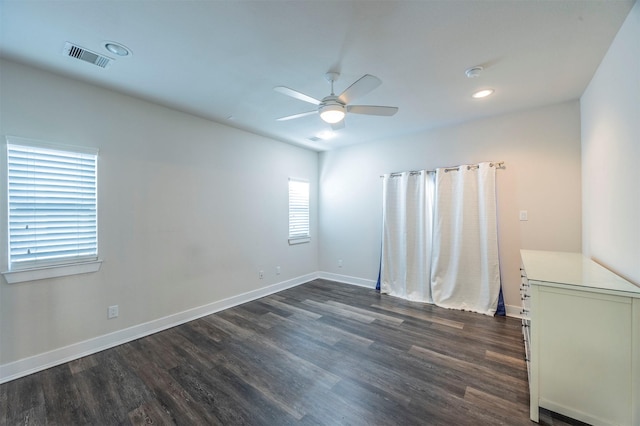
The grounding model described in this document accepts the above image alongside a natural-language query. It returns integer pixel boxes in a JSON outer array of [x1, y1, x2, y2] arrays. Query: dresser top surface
[[520, 250, 640, 298]]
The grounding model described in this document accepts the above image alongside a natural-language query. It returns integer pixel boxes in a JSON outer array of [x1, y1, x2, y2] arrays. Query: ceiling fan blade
[[276, 110, 317, 121], [331, 120, 345, 131], [337, 74, 382, 104], [347, 105, 398, 116], [274, 86, 321, 105]]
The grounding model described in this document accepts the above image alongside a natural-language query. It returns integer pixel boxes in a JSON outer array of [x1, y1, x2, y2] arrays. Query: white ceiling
[[0, 0, 634, 151]]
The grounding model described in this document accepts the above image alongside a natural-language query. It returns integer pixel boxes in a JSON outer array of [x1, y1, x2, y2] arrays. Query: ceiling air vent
[[63, 42, 112, 68]]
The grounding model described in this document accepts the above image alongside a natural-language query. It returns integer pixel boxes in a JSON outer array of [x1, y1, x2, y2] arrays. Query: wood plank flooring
[[1, 279, 586, 425]]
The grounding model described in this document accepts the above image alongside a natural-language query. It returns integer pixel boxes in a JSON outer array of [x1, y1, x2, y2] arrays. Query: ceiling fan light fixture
[[319, 103, 345, 124], [275, 73, 396, 128]]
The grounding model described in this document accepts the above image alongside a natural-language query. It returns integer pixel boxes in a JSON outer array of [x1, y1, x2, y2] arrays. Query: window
[[288, 178, 309, 244], [5, 137, 99, 277]]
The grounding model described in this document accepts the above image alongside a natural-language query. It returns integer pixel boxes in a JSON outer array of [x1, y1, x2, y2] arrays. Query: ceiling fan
[[274, 72, 398, 130]]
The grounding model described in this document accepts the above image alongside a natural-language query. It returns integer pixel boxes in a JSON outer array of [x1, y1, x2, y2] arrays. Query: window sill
[[2, 260, 103, 284], [289, 237, 310, 245]]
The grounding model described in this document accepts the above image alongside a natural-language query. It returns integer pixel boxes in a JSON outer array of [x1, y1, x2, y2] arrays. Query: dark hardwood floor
[[1, 279, 585, 425]]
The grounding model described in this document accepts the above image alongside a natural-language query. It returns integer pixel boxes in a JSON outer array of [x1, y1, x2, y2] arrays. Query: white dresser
[[520, 250, 640, 426]]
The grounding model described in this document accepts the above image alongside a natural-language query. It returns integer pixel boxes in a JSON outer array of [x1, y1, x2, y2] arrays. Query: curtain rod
[[380, 161, 505, 178]]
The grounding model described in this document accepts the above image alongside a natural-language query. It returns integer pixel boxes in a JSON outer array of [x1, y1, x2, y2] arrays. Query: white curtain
[[430, 162, 501, 315], [380, 171, 435, 303]]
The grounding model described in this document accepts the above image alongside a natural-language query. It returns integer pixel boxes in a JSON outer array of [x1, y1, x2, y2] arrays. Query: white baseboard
[[505, 304, 524, 319], [0, 272, 319, 384], [317, 271, 377, 289]]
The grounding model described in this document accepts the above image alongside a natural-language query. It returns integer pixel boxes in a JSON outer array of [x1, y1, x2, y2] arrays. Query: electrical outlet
[[338, 259, 343, 268], [276, 266, 281, 275], [259, 270, 264, 279], [519, 210, 528, 221], [108, 305, 119, 319]]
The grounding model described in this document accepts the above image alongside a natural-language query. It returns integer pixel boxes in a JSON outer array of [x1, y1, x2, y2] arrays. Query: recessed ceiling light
[[316, 130, 336, 140], [104, 42, 131, 57], [472, 89, 494, 99]]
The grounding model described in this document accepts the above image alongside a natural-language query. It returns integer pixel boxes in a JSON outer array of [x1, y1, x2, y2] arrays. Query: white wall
[[581, 0, 640, 285], [0, 59, 318, 368], [319, 101, 583, 311]]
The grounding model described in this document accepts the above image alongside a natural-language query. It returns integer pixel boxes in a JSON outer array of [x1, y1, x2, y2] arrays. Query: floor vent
[[63, 42, 112, 68]]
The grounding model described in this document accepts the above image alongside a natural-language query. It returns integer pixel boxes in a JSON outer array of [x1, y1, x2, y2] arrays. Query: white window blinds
[[288, 178, 309, 243], [7, 141, 98, 270]]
